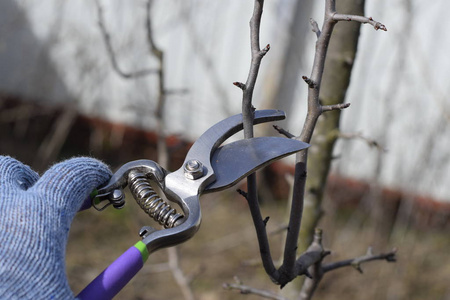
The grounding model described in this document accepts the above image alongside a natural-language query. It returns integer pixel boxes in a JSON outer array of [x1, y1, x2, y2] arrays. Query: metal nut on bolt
[[184, 159, 204, 180], [109, 189, 125, 209]]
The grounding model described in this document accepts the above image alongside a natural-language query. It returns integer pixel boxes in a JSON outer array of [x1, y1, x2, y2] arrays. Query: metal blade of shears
[[205, 136, 309, 193]]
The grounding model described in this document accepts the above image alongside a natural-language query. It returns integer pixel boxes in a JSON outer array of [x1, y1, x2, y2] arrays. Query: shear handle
[[97, 160, 166, 194]]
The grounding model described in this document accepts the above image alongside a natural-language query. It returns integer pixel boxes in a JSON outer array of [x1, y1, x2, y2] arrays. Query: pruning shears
[[77, 110, 309, 299]]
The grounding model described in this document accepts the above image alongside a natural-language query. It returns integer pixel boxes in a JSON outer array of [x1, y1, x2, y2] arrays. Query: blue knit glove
[[0, 156, 112, 299]]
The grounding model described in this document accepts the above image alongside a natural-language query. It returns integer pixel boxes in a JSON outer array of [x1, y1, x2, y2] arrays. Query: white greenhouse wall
[[1, 0, 449, 201]]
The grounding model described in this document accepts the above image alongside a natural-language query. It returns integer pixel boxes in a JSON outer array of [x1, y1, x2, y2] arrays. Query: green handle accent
[[90, 189, 99, 199], [134, 241, 149, 263]]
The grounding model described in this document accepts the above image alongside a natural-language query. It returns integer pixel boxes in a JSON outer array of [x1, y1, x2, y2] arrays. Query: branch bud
[[302, 76, 317, 89], [236, 188, 248, 200], [261, 44, 270, 55], [374, 22, 387, 31], [233, 82, 246, 90]]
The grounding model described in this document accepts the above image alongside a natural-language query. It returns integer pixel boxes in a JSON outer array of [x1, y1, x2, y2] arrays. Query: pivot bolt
[[184, 159, 204, 180]]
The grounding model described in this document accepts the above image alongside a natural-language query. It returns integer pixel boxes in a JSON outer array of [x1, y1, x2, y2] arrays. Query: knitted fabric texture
[[0, 156, 111, 299]]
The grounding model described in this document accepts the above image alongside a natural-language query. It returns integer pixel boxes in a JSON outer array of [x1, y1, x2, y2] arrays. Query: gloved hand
[[0, 156, 111, 299]]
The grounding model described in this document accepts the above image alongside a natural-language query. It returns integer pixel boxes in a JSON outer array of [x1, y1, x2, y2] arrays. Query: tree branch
[[322, 102, 351, 112], [231, 0, 389, 293], [237, 0, 280, 283], [145, 0, 165, 122], [281, 0, 386, 288], [94, 0, 157, 78], [309, 18, 321, 38], [144, 2, 194, 299], [322, 247, 397, 273], [223, 277, 288, 300], [168, 247, 195, 300], [298, 229, 327, 300], [338, 131, 386, 151], [332, 13, 387, 31], [281, 3, 343, 277], [241, 0, 269, 138], [273, 125, 295, 139]]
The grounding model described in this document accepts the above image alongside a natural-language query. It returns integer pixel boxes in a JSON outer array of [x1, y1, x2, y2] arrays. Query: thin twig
[[223, 283, 288, 300], [223, 277, 288, 300], [338, 131, 386, 151], [309, 18, 321, 38], [168, 247, 195, 300], [322, 102, 351, 112], [145, 0, 165, 121], [94, 0, 157, 78], [144, 2, 194, 299], [273, 125, 295, 139], [332, 13, 387, 31], [322, 247, 397, 273]]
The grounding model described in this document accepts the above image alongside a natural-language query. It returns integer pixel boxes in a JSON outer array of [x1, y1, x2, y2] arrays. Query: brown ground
[[66, 190, 450, 300]]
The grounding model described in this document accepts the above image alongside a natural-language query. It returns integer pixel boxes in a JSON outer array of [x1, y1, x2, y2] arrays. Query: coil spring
[[128, 171, 184, 228]]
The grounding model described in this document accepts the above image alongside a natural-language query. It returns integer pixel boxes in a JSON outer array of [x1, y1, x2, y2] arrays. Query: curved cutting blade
[[205, 137, 309, 193], [183, 110, 286, 182]]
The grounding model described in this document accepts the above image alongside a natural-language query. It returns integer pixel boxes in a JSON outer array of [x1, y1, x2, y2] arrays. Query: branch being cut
[[241, 1, 270, 138], [236, 0, 280, 283]]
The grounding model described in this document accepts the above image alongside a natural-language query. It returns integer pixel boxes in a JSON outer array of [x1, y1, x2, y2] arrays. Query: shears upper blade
[[205, 136, 309, 193]]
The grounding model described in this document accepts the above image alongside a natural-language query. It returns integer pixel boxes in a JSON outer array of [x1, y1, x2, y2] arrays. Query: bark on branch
[[322, 247, 397, 273], [233, 0, 388, 296], [332, 13, 387, 31], [299, 245, 397, 300], [237, 0, 281, 283]]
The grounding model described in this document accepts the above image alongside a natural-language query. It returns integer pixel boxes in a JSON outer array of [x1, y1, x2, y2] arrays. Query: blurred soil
[[2, 98, 449, 299], [67, 189, 450, 300]]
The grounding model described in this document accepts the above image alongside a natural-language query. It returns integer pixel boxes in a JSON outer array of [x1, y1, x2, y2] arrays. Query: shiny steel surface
[[95, 110, 309, 254], [205, 136, 309, 193]]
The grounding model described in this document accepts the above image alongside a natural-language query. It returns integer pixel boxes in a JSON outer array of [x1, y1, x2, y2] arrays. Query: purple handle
[[77, 243, 148, 300]]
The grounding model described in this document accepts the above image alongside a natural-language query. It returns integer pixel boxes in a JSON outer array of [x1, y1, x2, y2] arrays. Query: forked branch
[[235, 0, 388, 291], [280, 0, 386, 286], [299, 244, 396, 300]]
